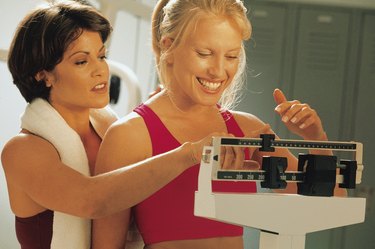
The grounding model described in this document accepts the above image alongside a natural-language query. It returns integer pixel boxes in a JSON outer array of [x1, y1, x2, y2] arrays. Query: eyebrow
[[193, 45, 241, 52], [227, 47, 242, 52], [68, 45, 106, 59]]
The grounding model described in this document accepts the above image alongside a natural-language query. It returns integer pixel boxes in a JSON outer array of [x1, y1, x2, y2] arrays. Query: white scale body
[[194, 137, 366, 249]]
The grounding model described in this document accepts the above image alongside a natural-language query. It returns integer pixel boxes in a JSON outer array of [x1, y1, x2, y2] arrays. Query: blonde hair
[[152, 0, 251, 110]]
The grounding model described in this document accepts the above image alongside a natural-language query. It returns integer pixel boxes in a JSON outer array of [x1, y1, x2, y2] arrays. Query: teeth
[[94, 83, 105, 90], [198, 79, 221, 91]]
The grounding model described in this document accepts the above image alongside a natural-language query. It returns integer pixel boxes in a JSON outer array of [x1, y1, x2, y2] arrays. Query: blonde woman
[[93, 1, 338, 248]]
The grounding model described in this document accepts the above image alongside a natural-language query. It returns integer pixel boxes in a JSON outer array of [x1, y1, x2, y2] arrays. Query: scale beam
[[194, 134, 366, 249], [220, 137, 357, 150], [210, 134, 363, 187]]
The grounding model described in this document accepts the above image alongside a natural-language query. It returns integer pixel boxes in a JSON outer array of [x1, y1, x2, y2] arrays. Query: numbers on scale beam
[[217, 171, 305, 182], [221, 138, 357, 150]]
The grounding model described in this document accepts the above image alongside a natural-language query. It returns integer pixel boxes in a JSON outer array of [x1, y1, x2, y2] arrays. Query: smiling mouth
[[197, 78, 222, 91], [93, 83, 106, 90]]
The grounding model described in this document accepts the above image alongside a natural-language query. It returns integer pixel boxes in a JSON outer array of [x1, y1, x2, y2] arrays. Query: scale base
[[195, 192, 366, 249]]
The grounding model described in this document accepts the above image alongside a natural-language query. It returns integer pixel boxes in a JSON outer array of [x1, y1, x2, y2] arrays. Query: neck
[[162, 89, 215, 117], [50, 102, 92, 137]]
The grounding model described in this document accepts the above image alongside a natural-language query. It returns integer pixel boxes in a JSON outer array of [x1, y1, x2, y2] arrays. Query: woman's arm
[[1, 120, 205, 219], [92, 113, 151, 249], [273, 89, 346, 196], [232, 89, 346, 195]]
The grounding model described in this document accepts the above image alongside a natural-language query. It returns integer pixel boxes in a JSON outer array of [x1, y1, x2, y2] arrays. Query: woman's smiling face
[[167, 15, 243, 107]]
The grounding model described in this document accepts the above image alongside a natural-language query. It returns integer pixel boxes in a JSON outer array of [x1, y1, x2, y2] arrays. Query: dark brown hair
[[7, 0, 112, 103]]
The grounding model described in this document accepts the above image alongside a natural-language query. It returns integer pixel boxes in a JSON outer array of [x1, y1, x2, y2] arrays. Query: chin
[[198, 95, 221, 106], [92, 97, 110, 109]]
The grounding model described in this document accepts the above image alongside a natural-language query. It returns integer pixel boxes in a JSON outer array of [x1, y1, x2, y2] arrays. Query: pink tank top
[[133, 104, 257, 244]]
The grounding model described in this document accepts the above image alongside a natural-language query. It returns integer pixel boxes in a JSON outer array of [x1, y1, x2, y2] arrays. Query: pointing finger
[[273, 88, 287, 105]]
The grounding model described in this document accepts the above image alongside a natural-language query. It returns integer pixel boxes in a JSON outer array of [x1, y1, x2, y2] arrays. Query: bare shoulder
[[104, 111, 149, 144], [96, 111, 152, 172], [230, 110, 268, 136], [113, 111, 146, 128], [1, 132, 60, 182], [2, 132, 59, 165]]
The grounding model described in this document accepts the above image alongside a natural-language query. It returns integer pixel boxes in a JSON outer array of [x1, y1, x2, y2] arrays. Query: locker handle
[[317, 15, 333, 23], [253, 10, 268, 18]]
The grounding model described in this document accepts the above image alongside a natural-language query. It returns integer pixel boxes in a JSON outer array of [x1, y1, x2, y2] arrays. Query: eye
[[75, 60, 87, 66], [196, 50, 212, 57], [226, 54, 239, 60], [99, 55, 107, 60]]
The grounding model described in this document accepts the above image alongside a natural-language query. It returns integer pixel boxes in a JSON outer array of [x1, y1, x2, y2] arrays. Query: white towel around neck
[[20, 98, 118, 249]]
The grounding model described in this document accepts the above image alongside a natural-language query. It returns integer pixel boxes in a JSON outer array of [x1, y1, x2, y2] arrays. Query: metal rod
[[220, 137, 357, 151]]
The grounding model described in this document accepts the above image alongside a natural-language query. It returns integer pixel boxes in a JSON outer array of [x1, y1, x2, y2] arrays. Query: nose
[[207, 56, 225, 79], [92, 59, 109, 78]]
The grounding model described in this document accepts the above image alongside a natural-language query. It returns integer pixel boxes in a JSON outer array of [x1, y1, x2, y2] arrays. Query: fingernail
[[299, 124, 305, 129], [275, 106, 281, 112], [282, 116, 289, 122], [291, 117, 297, 123]]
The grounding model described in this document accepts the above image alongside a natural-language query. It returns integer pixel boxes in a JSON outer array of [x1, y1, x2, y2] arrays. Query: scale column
[[259, 231, 306, 249]]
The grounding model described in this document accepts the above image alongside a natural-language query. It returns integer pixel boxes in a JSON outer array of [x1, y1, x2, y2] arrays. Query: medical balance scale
[[194, 134, 366, 249]]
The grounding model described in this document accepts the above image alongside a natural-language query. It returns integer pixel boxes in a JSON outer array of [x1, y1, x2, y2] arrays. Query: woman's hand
[[189, 123, 274, 170], [273, 88, 327, 141], [188, 133, 248, 169]]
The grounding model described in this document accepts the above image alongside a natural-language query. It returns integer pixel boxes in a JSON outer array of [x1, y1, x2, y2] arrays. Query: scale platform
[[194, 136, 366, 249]]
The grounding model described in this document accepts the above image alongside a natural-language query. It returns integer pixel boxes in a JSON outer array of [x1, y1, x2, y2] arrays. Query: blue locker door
[[291, 7, 351, 140], [236, 3, 287, 130]]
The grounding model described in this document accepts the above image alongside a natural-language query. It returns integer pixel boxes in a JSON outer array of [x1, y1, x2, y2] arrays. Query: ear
[[161, 37, 174, 65], [35, 70, 52, 87], [161, 37, 174, 51], [35, 71, 46, 82]]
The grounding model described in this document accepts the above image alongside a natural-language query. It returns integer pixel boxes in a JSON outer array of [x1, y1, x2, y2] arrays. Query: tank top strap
[[219, 109, 245, 137], [219, 108, 252, 160], [133, 104, 180, 155]]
